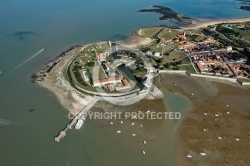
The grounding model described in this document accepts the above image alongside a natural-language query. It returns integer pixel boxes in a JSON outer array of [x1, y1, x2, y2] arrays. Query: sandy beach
[[181, 17, 250, 30], [117, 28, 152, 48], [34, 45, 94, 115]]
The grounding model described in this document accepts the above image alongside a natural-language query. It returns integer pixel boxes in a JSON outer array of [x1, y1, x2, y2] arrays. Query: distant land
[[138, 5, 195, 26]]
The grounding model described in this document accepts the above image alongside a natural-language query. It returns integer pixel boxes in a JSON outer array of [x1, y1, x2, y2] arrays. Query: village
[[139, 24, 250, 79], [170, 32, 250, 78], [65, 22, 250, 95]]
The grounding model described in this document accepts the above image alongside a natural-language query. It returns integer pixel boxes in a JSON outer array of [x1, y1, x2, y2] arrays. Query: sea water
[[0, 0, 249, 165]]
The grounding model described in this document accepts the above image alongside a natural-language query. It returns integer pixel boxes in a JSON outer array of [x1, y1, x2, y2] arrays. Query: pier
[[54, 96, 100, 142]]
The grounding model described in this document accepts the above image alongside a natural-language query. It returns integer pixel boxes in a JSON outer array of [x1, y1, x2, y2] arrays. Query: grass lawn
[[93, 43, 110, 53], [177, 64, 195, 73], [238, 78, 250, 82], [162, 50, 187, 63], [158, 28, 182, 40], [141, 27, 162, 38]]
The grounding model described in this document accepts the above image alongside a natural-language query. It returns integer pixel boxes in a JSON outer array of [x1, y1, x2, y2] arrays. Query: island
[[32, 17, 250, 139]]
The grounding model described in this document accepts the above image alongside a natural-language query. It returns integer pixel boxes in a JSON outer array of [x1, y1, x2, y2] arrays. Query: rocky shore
[[31, 45, 83, 83], [31, 44, 94, 114], [240, 6, 250, 11]]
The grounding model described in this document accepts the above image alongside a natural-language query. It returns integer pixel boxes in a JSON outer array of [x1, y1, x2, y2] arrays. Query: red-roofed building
[[115, 79, 131, 90], [93, 76, 122, 87], [107, 84, 115, 91]]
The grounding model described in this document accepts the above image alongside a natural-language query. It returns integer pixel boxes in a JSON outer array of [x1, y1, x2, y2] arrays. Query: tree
[[164, 63, 170, 68]]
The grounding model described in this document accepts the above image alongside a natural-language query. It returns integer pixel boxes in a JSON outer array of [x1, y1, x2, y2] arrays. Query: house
[[107, 84, 115, 91], [115, 79, 131, 90], [93, 76, 122, 87], [98, 52, 109, 62]]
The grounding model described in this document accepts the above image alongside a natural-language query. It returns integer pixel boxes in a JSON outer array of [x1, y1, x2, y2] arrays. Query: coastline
[[116, 28, 152, 47], [157, 74, 250, 165], [32, 29, 155, 114], [33, 44, 94, 115], [32, 17, 250, 162], [32, 17, 250, 115], [181, 17, 250, 30]]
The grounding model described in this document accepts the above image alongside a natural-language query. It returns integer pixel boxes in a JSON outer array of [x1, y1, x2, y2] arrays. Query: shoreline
[[32, 18, 250, 162], [181, 16, 250, 30], [32, 30, 156, 114], [158, 74, 250, 165], [32, 17, 250, 113]]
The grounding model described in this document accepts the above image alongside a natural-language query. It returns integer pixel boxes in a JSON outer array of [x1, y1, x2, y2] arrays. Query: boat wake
[[0, 48, 44, 80], [0, 118, 17, 126], [9, 48, 44, 74]]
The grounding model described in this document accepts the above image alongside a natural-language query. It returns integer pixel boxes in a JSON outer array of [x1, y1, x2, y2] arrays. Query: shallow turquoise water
[[0, 0, 249, 165]]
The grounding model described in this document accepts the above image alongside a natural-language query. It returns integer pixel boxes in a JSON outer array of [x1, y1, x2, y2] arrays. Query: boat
[[143, 141, 146, 144], [75, 119, 84, 129], [29, 109, 35, 112], [75, 117, 86, 129], [185, 154, 192, 158], [120, 121, 123, 124], [142, 151, 146, 155], [132, 133, 136, 136], [117, 130, 121, 133]]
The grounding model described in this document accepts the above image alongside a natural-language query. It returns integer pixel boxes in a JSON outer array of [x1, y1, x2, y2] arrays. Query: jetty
[[54, 96, 100, 142]]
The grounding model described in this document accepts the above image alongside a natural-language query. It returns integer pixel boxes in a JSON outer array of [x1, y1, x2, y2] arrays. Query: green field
[[157, 28, 182, 40], [141, 27, 162, 38], [177, 64, 195, 73], [162, 50, 188, 63]]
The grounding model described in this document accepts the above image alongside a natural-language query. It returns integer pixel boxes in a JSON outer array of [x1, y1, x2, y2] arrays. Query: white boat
[[117, 130, 121, 133], [132, 134, 136, 136], [131, 123, 134, 125], [110, 122, 113, 125], [185, 154, 192, 158], [75, 119, 84, 129], [142, 151, 146, 155], [75, 116, 86, 129], [121, 121, 123, 124], [143, 141, 146, 144]]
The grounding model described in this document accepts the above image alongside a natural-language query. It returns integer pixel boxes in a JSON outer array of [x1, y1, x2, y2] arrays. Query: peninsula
[[32, 17, 250, 145]]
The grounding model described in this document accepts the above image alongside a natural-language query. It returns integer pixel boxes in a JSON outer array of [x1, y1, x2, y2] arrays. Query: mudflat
[[156, 74, 250, 165]]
